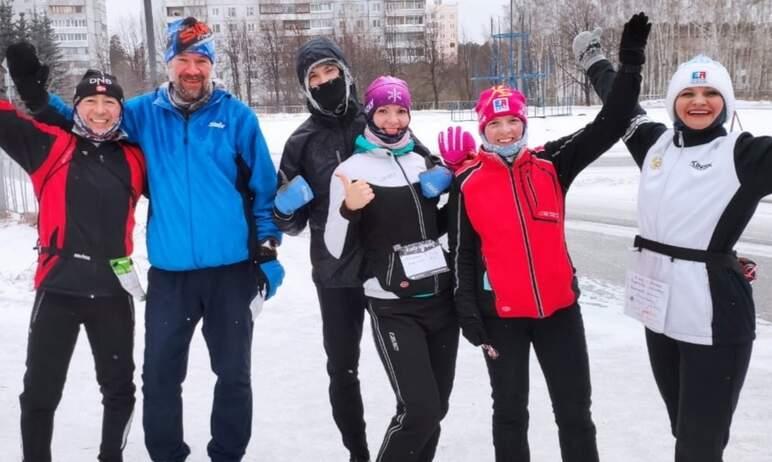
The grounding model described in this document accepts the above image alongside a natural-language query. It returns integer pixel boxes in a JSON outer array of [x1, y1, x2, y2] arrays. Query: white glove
[[572, 27, 605, 71]]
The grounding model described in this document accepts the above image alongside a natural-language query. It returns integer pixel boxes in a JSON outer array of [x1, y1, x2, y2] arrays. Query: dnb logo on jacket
[[690, 70, 707, 84]]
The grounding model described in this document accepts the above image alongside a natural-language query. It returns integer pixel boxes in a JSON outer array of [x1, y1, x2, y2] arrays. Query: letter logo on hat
[[493, 97, 510, 113], [690, 70, 707, 84]]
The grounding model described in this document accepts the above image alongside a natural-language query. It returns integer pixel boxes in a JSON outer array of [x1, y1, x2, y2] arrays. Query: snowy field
[[1, 102, 771, 461]]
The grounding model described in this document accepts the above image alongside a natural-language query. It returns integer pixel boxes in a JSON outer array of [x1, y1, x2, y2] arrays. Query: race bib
[[624, 270, 670, 332], [110, 257, 146, 301], [394, 240, 449, 280]]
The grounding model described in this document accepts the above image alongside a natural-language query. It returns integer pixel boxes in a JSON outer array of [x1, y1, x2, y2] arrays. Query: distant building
[[11, 0, 109, 90], [427, 0, 457, 64]]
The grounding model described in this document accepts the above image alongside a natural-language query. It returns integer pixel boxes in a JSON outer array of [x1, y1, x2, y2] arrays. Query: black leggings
[[645, 329, 752, 462], [20, 290, 135, 462], [367, 293, 459, 462], [483, 305, 599, 462], [315, 285, 370, 461]]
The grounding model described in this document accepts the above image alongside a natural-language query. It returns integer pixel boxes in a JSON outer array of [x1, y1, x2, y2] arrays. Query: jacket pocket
[[520, 163, 561, 222]]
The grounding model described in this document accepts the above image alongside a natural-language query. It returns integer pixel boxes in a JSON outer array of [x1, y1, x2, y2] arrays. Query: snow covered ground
[[1, 103, 771, 461]]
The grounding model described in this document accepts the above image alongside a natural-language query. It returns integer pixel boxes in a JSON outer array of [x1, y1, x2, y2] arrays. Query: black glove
[[5, 42, 50, 112], [459, 317, 490, 347], [618, 12, 651, 66]]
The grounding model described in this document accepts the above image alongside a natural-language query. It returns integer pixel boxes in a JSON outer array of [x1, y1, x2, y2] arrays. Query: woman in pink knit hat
[[324, 75, 458, 462], [442, 13, 650, 462]]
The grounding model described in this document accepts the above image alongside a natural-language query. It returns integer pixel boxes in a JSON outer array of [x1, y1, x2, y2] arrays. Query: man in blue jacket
[[6, 17, 284, 462]]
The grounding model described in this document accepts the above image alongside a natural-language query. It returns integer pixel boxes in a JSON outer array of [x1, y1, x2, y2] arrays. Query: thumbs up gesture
[[336, 172, 375, 211]]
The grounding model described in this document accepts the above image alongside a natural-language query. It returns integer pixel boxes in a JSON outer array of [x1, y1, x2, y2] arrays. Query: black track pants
[[20, 290, 136, 462], [367, 293, 459, 462], [483, 305, 599, 462], [316, 285, 370, 461], [645, 329, 752, 462]]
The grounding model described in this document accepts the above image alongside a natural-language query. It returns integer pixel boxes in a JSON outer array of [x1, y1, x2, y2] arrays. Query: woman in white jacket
[[574, 33, 771, 462]]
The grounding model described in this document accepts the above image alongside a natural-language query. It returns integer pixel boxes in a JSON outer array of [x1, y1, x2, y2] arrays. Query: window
[[167, 6, 184, 17], [212, 23, 221, 33], [247, 23, 256, 32], [228, 23, 238, 32], [211, 7, 219, 16], [228, 7, 236, 17], [49, 5, 83, 14], [246, 6, 255, 16]]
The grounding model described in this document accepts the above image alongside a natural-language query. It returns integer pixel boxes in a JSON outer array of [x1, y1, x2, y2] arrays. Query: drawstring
[[729, 111, 743, 132]]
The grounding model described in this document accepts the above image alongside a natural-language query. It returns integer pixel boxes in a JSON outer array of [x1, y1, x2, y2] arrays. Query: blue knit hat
[[164, 17, 216, 63]]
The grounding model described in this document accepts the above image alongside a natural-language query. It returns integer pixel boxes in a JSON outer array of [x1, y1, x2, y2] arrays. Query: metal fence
[[450, 97, 575, 122], [0, 151, 37, 215]]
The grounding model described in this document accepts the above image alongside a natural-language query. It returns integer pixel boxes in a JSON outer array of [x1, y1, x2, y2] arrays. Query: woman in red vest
[[442, 14, 649, 462], [2, 43, 145, 462]]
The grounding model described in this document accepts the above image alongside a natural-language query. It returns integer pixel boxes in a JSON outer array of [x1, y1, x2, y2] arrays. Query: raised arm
[[0, 97, 69, 174], [544, 13, 650, 188], [574, 26, 667, 168]]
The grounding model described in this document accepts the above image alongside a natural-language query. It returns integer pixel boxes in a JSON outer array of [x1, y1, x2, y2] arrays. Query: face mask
[[309, 76, 347, 113]]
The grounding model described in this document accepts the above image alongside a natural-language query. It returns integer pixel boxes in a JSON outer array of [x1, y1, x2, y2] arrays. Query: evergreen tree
[[0, 1, 16, 61], [29, 12, 64, 93], [14, 11, 29, 42]]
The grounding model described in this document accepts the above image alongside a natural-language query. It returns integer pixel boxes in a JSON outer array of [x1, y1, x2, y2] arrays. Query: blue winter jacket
[[49, 87, 281, 271]]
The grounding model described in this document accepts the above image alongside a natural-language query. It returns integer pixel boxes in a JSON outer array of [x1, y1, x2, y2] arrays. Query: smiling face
[[75, 94, 122, 134], [307, 62, 341, 89], [483, 115, 525, 147], [372, 104, 410, 135], [168, 51, 213, 101], [674, 86, 725, 130]]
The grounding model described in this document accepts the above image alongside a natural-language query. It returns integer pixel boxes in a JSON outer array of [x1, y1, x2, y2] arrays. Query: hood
[[295, 37, 360, 118]]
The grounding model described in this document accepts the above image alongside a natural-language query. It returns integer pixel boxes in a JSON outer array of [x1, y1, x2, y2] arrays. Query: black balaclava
[[309, 73, 347, 114]]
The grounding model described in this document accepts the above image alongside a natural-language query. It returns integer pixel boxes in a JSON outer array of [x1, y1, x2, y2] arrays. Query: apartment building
[[427, 0, 457, 64], [11, 0, 108, 88], [157, 0, 425, 64]]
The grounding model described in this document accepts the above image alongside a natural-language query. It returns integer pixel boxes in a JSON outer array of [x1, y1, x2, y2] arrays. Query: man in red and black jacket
[[1, 43, 145, 462]]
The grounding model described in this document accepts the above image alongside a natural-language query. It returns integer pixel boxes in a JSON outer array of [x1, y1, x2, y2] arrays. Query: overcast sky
[[105, 0, 509, 44]]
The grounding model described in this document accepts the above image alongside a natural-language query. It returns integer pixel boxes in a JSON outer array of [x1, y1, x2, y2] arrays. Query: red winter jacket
[[0, 99, 145, 297]]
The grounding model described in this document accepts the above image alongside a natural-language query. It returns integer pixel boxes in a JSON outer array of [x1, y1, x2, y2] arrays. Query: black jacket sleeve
[[586, 59, 667, 168], [272, 130, 312, 236], [447, 172, 485, 325], [0, 99, 62, 174], [542, 62, 643, 190], [734, 132, 772, 197]]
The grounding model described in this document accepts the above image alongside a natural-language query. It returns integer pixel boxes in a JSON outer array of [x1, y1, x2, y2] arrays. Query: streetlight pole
[[143, 0, 158, 86]]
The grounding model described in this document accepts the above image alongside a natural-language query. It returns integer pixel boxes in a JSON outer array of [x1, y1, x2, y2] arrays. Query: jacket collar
[[152, 83, 228, 115]]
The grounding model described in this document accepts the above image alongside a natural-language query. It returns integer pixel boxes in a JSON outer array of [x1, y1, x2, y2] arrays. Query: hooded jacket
[[275, 37, 431, 287]]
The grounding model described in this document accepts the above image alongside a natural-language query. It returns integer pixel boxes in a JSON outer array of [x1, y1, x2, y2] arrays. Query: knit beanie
[[363, 75, 412, 119], [665, 55, 735, 124], [164, 17, 216, 63], [475, 85, 527, 134], [73, 70, 124, 107]]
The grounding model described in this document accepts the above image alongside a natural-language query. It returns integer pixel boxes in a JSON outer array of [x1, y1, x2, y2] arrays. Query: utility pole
[[143, 0, 158, 86]]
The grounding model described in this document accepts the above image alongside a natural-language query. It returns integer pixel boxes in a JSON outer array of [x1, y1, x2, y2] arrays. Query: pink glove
[[438, 126, 476, 171]]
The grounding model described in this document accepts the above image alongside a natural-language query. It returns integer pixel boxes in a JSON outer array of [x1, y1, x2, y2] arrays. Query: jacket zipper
[[392, 153, 440, 291], [506, 162, 544, 317], [386, 253, 395, 285]]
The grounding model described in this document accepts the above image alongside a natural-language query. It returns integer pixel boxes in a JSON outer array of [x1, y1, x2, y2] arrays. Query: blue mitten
[[259, 260, 285, 300], [419, 166, 452, 198], [274, 175, 314, 215]]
